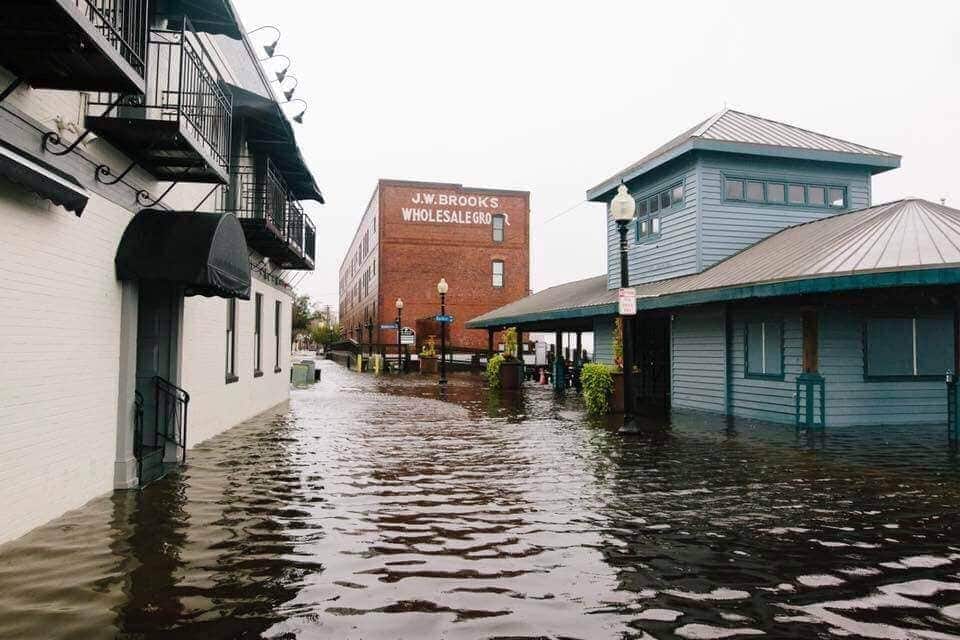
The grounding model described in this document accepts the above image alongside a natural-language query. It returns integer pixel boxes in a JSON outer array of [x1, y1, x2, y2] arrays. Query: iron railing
[[87, 16, 232, 175], [287, 198, 305, 252], [78, 0, 148, 77], [221, 156, 288, 230], [155, 375, 189, 464], [304, 215, 316, 264]]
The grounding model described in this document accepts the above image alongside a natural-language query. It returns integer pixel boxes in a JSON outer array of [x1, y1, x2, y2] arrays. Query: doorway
[[632, 314, 671, 415], [134, 281, 181, 485]]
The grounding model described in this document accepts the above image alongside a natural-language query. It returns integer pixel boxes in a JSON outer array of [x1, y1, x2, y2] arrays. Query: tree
[[310, 323, 344, 347], [292, 294, 313, 335]]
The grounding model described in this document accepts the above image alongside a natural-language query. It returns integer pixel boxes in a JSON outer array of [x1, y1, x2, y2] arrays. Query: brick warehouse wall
[[339, 180, 530, 351], [379, 180, 529, 350]]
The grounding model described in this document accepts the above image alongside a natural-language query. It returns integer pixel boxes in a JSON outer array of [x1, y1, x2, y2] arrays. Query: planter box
[[610, 371, 624, 414], [500, 360, 522, 390], [419, 356, 438, 374]]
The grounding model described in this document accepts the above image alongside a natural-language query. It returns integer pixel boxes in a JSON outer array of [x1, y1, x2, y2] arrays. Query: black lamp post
[[366, 318, 373, 357], [395, 298, 404, 374], [437, 278, 449, 385], [610, 183, 638, 434]]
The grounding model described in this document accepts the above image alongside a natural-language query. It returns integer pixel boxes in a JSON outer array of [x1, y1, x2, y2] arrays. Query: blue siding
[[698, 153, 873, 269], [729, 313, 803, 424], [607, 159, 699, 289], [671, 307, 726, 412], [593, 317, 615, 365], [820, 307, 947, 426]]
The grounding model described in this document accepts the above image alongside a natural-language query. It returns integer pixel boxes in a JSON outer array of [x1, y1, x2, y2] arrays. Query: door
[[633, 315, 671, 414], [135, 281, 179, 483]]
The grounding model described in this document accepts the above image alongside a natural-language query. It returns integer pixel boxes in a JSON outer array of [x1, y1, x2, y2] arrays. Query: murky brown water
[[3, 361, 960, 639]]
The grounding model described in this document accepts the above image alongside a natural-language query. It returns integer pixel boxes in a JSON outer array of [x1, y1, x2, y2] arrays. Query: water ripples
[[2, 361, 960, 638]]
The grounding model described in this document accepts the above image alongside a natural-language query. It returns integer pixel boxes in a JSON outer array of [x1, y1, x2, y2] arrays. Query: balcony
[[85, 17, 231, 184], [218, 156, 315, 270], [0, 0, 146, 93]]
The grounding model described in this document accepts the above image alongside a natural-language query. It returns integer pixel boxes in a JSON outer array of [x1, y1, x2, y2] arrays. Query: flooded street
[[3, 361, 960, 639]]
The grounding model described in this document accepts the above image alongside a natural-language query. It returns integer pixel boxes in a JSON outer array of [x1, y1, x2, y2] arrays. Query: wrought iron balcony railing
[[0, 0, 147, 92], [287, 198, 305, 253], [304, 215, 316, 266], [81, 0, 148, 77], [222, 156, 288, 233], [85, 16, 232, 183]]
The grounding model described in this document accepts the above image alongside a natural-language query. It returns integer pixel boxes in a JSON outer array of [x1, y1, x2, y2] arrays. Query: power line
[[536, 199, 590, 226]]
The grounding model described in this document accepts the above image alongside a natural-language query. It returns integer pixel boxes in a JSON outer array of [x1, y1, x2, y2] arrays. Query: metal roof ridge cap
[[692, 109, 728, 138], [690, 138, 902, 166]]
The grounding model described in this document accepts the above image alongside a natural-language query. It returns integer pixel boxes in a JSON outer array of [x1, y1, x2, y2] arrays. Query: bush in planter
[[486, 353, 505, 388], [581, 363, 615, 415], [420, 337, 437, 358], [503, 327, 518, 360]]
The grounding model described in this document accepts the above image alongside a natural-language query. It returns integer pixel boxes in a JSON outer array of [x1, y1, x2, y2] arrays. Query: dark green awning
[[0, 139, 87, 216], [154, 0, 242, 38], [116, 210, 251, 299]]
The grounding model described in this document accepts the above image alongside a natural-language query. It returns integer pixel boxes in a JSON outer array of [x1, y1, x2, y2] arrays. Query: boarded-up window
[[746, 319, 783, 377], [866, 316, 954, 378]]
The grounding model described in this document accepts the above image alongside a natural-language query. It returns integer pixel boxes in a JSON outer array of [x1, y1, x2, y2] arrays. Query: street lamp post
[[395, 298, 404, 374], [437, 278, 449, 385], [610, 183, 638, 434]]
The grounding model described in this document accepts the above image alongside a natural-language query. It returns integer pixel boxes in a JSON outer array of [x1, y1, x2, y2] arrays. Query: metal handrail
[[287, 199, 305, 251], [304, 215, 316, 263], [79, 0, 147, 75], [220, 156, 289, 231], [154, 375, 190, 464]]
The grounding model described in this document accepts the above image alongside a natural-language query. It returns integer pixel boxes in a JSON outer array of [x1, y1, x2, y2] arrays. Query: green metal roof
[[588, 110, 900, 201], [466, 199, 960, 329]]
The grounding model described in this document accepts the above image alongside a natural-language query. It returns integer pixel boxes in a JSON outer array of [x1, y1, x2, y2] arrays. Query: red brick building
[[339, 179, 530, 351]]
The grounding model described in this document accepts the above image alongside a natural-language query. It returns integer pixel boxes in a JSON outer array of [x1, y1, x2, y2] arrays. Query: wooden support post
[[554, 330, 565, 391], [488, 329, 495, 358], [575, 332, 582, 364]]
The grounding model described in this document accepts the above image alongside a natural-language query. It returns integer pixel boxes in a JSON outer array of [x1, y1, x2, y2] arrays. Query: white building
[[0, 0, 322, 544]]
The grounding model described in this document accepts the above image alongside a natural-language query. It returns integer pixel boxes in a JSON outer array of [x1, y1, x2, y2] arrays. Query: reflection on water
[[2, 361, 960, 639]]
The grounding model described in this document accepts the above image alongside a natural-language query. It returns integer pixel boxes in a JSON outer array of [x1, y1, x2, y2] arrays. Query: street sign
[[434, 314, 454, 323], [400, 327, 415, 345], [380, 323, 398, 330], [618, 287, 637, 315]]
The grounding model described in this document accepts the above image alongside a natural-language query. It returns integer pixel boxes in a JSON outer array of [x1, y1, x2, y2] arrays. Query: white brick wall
[[0, 187, 131, 544], [180, 279, 293, 447]]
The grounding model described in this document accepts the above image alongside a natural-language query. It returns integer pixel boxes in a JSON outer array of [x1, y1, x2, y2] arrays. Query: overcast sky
[[234, 0, 960, 316]]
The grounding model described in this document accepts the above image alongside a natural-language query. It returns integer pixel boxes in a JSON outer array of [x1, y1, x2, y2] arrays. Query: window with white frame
[[492, 260, 504, 288], [254, 293, 263, 375], [745, 318, 783, 378], [492, 214, 505, 242], [226, 298, 238, 382]]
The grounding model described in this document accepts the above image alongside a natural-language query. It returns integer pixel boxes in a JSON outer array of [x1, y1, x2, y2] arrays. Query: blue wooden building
[[468, 110, 960, 427]]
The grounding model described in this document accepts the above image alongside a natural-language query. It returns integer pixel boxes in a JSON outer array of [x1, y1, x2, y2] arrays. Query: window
[[671, 184, 684, 207], [787, 184, 805, 204], [226, 298, 238, 383], [634, 183, 679, 241], [492, 214, 505, 242], [746, 181, 764, 202], [767, 182, 786, 203], [807, 185, 825, 206], [828, 187, 845, 208], [274, 301, 282, 373], [254, 293, 263, 376], [725, 179, 744, 200], [865, 316, 954, 379], [492, 260, 504, 288], [745, 319, 783, 379]]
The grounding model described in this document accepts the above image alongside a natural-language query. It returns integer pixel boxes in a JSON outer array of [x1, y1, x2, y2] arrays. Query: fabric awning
[[229, 83, 325, 203], [0, 140, 88, 216], [153, 0, 242, 39], [116, 210, 251, 299]]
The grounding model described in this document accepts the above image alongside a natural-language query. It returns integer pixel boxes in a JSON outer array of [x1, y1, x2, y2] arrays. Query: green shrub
[[503, 327, 519, 360], [486, 353, 505, 388], [581, 363, 615, 415]]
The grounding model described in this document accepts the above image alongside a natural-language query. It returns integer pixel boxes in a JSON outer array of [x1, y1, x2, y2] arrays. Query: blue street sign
[[380, 323, 398, 330], [435, 314, 453, 323]]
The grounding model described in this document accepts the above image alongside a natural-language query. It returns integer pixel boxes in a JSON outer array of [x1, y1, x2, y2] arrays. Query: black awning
[[228, 83, 325, 203], [154, 0, 242, 38], [116, 210, 251, 299], [0, 140, 88, 216]]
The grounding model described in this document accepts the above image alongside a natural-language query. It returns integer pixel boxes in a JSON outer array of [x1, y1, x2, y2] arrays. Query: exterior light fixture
[[282, 98, 308, 124], [610, 182, 638, 434], [282, 76, 298, 101], [259, 54, 292, 83], [395, 297, 404, 310], [249, 25, 281, 57], [437, 278, 449, 295]]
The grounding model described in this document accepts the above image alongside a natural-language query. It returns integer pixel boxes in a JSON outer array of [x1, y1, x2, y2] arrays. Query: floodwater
[[3, 362, 960, 639]]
